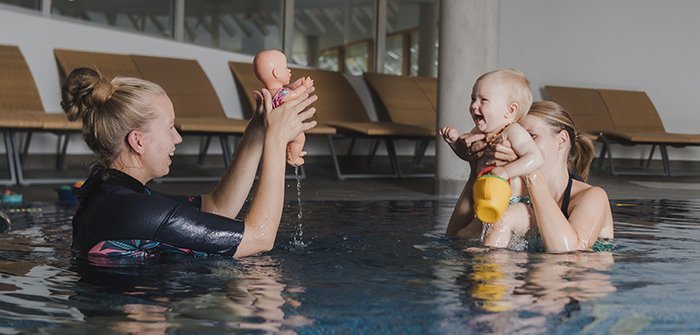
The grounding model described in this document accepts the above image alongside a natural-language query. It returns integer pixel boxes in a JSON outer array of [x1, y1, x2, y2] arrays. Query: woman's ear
[[557, 129, 570, 148], [126, 130, 145, 155]]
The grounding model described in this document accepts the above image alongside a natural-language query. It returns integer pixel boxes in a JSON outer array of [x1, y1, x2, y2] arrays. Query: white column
[[435, 0, 500, 196], [173, 0, 185, 41], [283, 0, 295, 56], [373, 0, 387, 73], [41, 0, 50, 16]]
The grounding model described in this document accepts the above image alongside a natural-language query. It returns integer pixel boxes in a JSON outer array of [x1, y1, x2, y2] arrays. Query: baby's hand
[[490, 166, 509, 180], [439, 127, 459, 144]]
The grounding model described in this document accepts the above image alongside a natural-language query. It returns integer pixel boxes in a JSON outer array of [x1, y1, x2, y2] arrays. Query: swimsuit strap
[[561, 173, 574, 218]]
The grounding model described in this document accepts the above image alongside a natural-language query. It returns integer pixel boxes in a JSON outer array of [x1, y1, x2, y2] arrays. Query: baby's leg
[[286, 133, 306, 166], [482, 203, 531, 248]]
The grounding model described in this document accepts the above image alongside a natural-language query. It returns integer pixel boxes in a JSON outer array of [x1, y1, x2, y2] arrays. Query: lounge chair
[[0, 45, 82, 185], [229, 61, 431, 179], [545, 85, 700, 176], [363, 73, 437, 170], [597, 88, 700, 176]]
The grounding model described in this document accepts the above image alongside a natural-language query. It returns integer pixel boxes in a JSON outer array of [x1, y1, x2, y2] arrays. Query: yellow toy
[[472, 166, 512, 223]]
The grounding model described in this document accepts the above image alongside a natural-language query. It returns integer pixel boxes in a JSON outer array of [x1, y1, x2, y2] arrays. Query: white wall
[[500, 0, 700, 160]]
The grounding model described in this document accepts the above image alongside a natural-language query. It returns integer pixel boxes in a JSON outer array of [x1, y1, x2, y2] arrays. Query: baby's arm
[[491, 124, 543, 180]]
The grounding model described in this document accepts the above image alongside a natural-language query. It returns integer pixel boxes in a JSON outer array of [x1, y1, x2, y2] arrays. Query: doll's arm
[[491, 124, 543, 180], [282, 78, 315, 104], [288, 76, 314, 90]]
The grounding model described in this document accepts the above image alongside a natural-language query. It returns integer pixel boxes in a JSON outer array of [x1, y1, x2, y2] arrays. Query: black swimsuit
[[72, 167, 245, 258], [560, 174, 574, 218]]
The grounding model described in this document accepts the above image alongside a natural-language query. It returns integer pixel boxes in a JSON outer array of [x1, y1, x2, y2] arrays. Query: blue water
[[0, 199, 699, 334]]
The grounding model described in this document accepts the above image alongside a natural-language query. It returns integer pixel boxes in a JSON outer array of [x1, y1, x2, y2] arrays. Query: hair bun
[[60, 67, 114, 121]]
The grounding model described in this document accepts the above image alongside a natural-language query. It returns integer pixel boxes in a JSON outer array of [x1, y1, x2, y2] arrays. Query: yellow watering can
[[472, 167, 511, 223]]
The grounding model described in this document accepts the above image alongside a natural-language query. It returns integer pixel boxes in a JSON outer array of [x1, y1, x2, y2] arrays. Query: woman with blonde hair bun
[[62, 67, 317, 259]]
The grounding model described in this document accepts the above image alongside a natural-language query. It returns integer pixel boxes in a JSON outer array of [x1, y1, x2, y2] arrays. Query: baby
[[440, 69, 543, 248], [253, 49, 314, 166]]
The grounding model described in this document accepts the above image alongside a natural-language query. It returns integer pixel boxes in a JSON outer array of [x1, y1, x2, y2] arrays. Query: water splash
[[291, 166, 307, 248]]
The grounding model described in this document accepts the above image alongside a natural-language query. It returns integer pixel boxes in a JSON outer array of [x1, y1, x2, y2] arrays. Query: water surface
[[0, 199, 699, 334]]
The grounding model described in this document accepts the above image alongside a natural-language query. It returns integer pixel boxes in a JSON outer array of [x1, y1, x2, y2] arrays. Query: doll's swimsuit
[[272, 87, 290, 108]]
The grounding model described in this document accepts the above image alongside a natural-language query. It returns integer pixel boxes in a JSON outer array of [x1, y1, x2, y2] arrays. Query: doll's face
[[274, 55, 292, 85], [470, 76, 516, 133]]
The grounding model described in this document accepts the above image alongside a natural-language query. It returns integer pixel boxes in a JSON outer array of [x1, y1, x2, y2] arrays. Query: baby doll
[[253, 49, 314, 166], [440, 69, 543, 249]]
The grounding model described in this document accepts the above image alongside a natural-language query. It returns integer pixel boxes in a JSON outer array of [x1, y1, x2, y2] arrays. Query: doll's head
[[470, 69, 532, 133], [253, 49, 292, 90]]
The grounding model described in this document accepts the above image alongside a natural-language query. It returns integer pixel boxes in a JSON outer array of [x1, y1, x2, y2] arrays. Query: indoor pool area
[[1, 189, 700, 334], [2, 1, 700, 334]]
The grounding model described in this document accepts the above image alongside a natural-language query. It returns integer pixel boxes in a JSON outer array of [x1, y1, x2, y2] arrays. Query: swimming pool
[[0, 199, 699, 334]]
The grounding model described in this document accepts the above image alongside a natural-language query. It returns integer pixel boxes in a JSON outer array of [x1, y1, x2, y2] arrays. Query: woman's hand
[[482, 139, 517, 167], [260, 88, 317, 145]]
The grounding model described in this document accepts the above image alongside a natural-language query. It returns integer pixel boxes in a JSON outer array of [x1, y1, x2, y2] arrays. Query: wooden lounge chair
[[54, 48, 143, 80], [545, 85, 700, 176], [597, 88, 700, 176], [363, 73, 437, 171], [363, 73, 436, 135], [229, 61, 431, 179], [0, 45, 82, 185]]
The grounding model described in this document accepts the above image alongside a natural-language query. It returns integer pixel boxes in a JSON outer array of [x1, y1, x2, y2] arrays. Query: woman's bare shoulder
[[572, 180, 610, 205]]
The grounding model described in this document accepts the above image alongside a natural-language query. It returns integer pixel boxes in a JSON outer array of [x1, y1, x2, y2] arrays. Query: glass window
[[384, 32, 405, 75], [385, 0, 438, 77], [292, 0, 376, 74], [0, 0, 39, 11], [51, 0, 174, 38], [183, 0, 283, 54]]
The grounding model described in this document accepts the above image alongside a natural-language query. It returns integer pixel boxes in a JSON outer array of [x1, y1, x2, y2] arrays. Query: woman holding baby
[[441, 70, 613, 252]]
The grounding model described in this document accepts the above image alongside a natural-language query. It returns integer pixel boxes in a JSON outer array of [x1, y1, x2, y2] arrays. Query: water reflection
[[72, 256, 311, 334], [465, 250, 615, 334]]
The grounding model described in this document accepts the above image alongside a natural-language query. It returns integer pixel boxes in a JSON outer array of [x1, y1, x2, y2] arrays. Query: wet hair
[[478, 69, 533, 120], [528, 101, 595, 181], [60, 67, 166, 167]]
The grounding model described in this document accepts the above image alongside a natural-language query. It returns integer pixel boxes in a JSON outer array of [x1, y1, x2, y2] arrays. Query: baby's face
[[470, 77, 514, 133]]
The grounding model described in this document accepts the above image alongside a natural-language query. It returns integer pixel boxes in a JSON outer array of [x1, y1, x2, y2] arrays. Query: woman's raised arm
[[234, 89, 317, 257]]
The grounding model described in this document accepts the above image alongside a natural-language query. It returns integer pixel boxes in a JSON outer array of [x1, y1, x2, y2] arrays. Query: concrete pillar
[[282, 0, 294, 56], [306, 35, 319, 67], [373, 0, 387, 72], [417, 2, 437, 77], [435, 0, 500, 196]]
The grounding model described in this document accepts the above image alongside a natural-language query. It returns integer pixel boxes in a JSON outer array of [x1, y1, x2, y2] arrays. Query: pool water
[[0, 199, 699, 334]]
